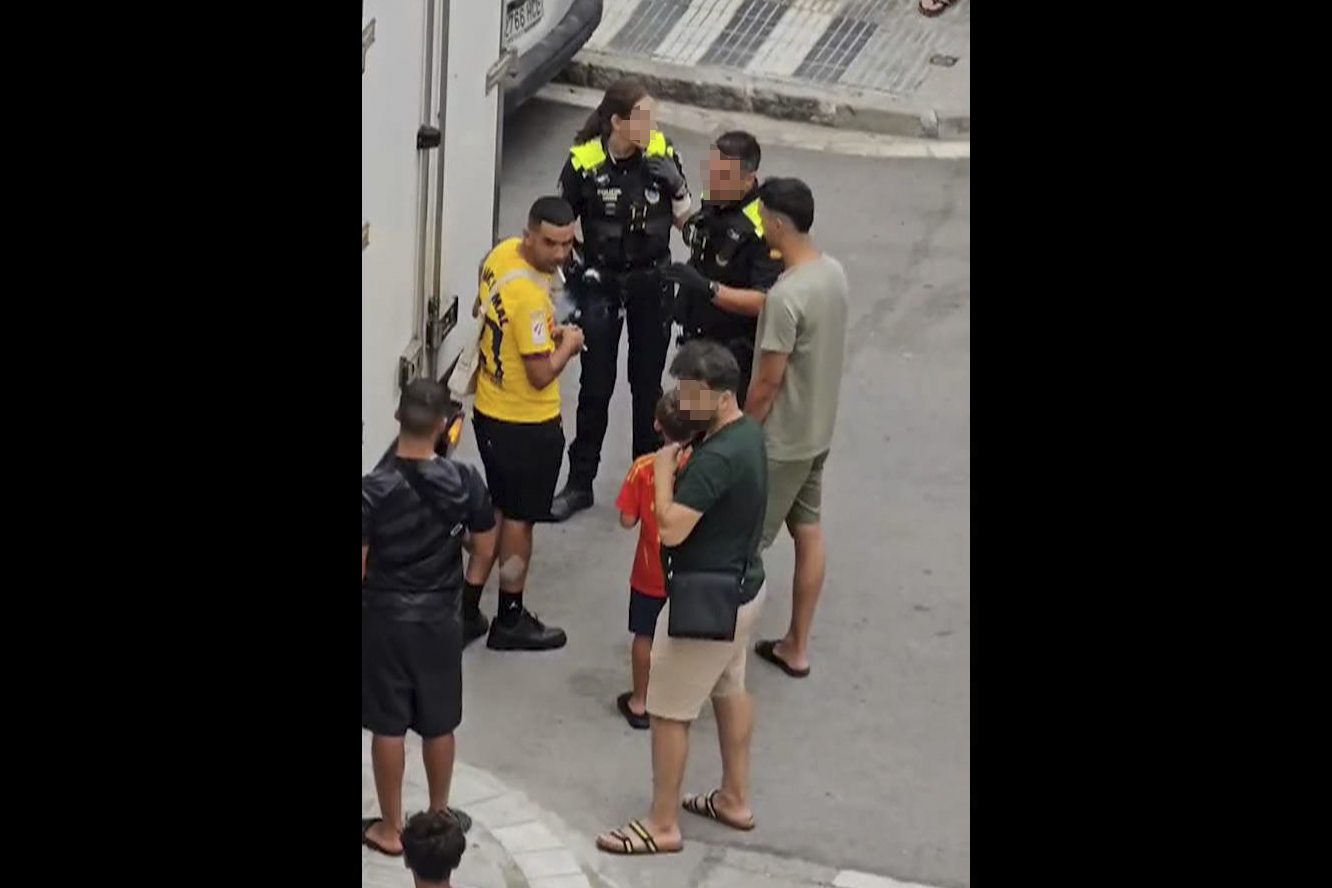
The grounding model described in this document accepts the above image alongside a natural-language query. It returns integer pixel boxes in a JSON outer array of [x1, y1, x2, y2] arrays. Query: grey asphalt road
[[451, 99, 970, 888]]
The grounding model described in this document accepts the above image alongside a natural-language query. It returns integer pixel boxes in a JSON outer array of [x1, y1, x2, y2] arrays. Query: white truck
[[362, 0, 602, 473]]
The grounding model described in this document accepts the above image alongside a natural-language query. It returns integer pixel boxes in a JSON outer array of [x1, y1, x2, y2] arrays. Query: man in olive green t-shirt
[[746, 178, 848, 679]]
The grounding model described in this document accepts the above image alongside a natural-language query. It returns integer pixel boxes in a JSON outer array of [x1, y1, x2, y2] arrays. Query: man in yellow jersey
[[462, 196, 584, 652]]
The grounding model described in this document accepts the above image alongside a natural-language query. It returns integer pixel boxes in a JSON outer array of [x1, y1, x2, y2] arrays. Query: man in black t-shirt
[[361, 380, 498, 858]]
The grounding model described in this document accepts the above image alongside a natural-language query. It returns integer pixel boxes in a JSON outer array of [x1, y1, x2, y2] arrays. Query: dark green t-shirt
[[667, 415, 768, 603]]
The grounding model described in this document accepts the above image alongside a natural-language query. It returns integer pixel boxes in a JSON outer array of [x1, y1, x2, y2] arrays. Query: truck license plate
[[504, 0, 544, 45]]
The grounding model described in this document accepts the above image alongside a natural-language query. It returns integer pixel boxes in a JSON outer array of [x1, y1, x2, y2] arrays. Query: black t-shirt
[[361, 457, 495, 600], [682, 191, 784, 337], [666, 416, 768, 603], [556, 142, 687, 269]]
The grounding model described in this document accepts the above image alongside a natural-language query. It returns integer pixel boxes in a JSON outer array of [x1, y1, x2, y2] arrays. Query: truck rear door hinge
[[399, 339, 423, 391], [362, 19, 376, 73], [426, 294, 460, 350], [486, 50, 517, 94], [417, 125, 442, 150]]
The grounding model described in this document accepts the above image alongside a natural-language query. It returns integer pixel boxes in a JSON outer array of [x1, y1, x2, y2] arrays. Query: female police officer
[[549, 77, 692, 522]]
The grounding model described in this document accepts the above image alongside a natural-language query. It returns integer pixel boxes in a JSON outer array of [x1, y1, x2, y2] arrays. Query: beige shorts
[[645, 584, 768, 722], [761, 451, 830, 550]]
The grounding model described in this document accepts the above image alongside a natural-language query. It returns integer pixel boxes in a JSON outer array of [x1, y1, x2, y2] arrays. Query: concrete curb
[[364, 734, 951, 888], [556, 49, 969, 141], [362, 731, 611, 888]]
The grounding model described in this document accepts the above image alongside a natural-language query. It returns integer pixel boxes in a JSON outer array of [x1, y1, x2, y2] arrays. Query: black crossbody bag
[[664, 555, 749, 642]]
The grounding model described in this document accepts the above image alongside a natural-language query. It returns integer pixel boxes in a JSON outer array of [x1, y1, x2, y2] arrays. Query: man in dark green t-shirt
[[597, 340, 769, 857]]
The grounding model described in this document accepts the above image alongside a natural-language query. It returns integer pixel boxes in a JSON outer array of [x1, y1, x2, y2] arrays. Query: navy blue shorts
[[629, 588, 667, 638]]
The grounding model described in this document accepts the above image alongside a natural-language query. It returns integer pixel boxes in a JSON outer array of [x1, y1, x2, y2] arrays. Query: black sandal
[[361, 817, 403, 857], [919, 0, 955, 16], [754, 640, 811, 678], [683, 790, 756, 831], [616, 692, 650, 730], [596, 819, 682, 855]]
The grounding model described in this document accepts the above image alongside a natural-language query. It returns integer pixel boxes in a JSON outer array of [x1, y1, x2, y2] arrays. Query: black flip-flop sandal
[[616, 692, 650, 730], [919, 0, 955, 17], [361, 817, 403, 857], [683, 790, 756, 831], [754, 640, 811, 678], [596, 819, 682, 855]]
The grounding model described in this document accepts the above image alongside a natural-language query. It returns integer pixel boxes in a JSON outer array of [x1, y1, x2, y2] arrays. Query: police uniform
[[677, 186, 784, 407], [556, 130, 687, 493]]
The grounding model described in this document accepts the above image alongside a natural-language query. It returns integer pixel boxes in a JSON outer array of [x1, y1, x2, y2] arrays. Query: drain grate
[[793, 13, 878, 83], [608, 0, 691, 56], [698, 0, 789, 69]]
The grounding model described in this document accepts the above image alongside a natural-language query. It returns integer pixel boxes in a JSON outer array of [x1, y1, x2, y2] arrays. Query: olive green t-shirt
[[666, 416, 768, 603], [754, 253, 849, 461]]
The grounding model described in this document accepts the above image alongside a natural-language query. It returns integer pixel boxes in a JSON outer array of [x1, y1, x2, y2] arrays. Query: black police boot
[[462, 611, 489, 649], [549, 482, 594, 522], [486, 609, 568, 651]]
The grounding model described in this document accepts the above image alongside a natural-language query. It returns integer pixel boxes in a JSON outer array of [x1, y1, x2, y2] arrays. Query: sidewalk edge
[[556, 50, 969, 141]]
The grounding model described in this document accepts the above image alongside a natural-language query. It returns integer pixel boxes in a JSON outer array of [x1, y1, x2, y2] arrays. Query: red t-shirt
[[616, 453, 689, 598]]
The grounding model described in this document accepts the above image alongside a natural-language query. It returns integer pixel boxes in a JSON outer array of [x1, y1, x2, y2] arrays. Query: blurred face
[[676, 378, 729, 429], [707, 148, 756, 202], [611, 95, 655, 149], [523, 220, 576, 273]]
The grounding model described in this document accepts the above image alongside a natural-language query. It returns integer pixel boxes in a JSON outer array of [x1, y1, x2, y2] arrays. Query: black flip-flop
[[683, 790, 756, 831], [361, 817, 403, 857], [596, 819, 683, 855], [616, 692, 650, 730], [754, 640, 811, 678]]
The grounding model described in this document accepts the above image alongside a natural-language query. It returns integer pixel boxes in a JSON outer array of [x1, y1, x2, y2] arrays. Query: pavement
[[558, 0, 970, 138], [364, 96, 969, 888]]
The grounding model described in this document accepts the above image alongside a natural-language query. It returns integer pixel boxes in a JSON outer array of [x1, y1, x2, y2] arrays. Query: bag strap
[[395, 459, 464, 539]]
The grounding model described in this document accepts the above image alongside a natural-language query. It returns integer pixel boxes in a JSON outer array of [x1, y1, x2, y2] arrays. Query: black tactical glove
[[661, 262, 714, 298], [645, 156, 687, 200]]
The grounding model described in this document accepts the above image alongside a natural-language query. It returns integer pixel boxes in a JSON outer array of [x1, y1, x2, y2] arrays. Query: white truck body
[[362, 0, 508, 473]]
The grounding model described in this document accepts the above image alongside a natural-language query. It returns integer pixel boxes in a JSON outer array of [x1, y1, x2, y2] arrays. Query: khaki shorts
[[646, 584, 767, 722], [761, 451, 830, 550]]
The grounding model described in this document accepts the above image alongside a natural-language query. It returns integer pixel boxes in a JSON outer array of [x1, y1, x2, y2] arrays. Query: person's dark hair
[[655, 388, 695, 444], [574, 77, 649, 144], [397, 378, 449, 438], [528, 195, 575, 231], [714, 131, 761, 173], [670, 340, 741, 394], [402, 810, 466, 884], [758, 177, 815, 233]]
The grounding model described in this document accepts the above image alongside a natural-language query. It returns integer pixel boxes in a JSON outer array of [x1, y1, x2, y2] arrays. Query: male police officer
[[661, 131, 783, 408]]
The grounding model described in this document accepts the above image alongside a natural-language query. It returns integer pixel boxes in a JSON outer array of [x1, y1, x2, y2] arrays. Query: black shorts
[[473, 410, 564, 522], [362, 613, 462, 739], [628, 588, 668, 637]]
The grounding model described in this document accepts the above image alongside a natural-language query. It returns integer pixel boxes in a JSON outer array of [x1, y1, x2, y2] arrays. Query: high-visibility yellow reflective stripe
[[743, 198, 764, 238], [570, 138, 607, 171], [646, 130, 673, 158], [570, 131, 672, 171]]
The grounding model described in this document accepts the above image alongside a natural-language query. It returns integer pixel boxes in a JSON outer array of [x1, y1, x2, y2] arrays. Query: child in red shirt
[[614, 389, 696, 729]]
